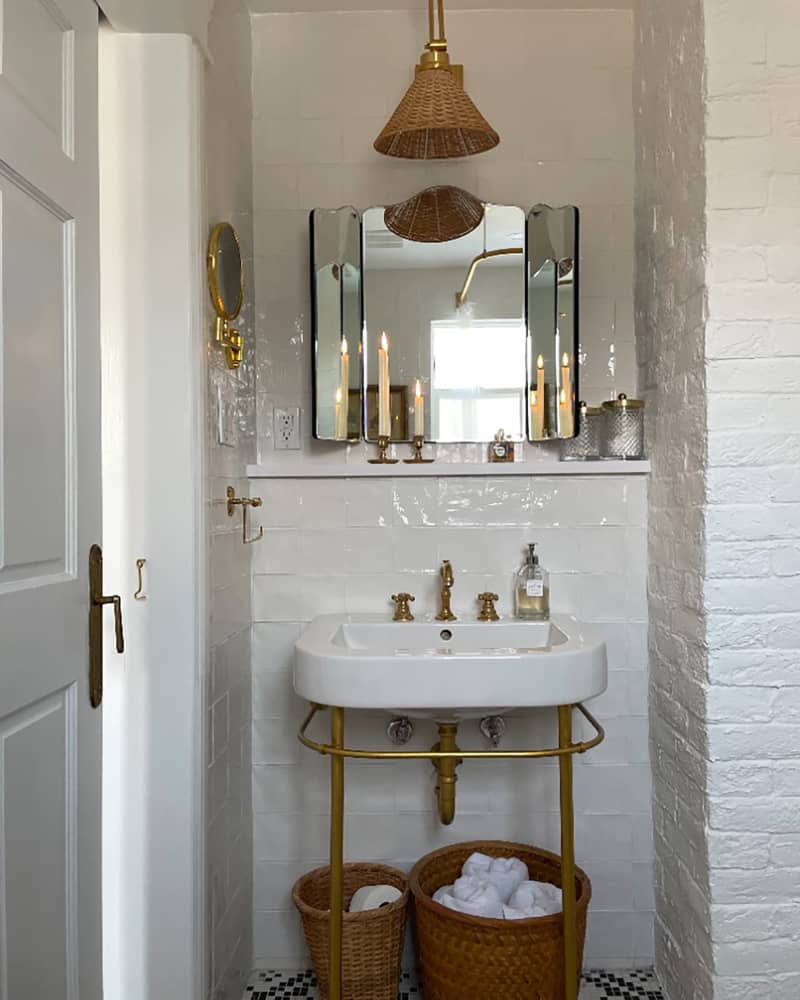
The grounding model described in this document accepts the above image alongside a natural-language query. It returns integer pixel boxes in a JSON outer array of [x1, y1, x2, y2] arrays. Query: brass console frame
[[298, 702, 604, 1000]]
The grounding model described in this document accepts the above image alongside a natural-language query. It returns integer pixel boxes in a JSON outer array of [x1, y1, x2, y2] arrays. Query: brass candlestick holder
[[368, 434, 398, 464], [404, 435, 434, 464]]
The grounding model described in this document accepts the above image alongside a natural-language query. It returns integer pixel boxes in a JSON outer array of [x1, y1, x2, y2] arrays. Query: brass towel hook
[[226, 486, 264, 544], [134, 558, 147, 601]]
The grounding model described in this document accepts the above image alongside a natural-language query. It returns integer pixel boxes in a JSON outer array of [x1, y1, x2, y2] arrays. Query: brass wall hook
[[134, 558, 147, 601], [226, 486, 264, 544]]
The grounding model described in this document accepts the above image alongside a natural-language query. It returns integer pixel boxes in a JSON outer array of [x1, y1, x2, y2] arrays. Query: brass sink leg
[[433, 723, 461, 825]]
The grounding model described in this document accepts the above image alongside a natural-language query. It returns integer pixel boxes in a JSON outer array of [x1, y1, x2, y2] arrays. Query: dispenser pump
[[515, 542, 549, 621]]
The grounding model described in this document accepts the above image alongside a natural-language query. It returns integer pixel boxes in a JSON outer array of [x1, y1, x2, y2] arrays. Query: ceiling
[[247, 1, 632, 12]]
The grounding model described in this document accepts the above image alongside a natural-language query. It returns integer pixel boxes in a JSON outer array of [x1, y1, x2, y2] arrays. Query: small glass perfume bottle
[[515, 543, 550, 621]]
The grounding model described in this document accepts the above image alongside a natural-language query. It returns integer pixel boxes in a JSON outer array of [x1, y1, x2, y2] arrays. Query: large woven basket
[[410, 841, 591, 1000], [292, 862, 409, 1000]]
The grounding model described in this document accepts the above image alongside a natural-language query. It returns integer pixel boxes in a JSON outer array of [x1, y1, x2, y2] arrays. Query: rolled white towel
[[432, 875, 504, 919], [462, 854, 528, 903], [461, 852, 494, 878], [508, 880, 562, 917]]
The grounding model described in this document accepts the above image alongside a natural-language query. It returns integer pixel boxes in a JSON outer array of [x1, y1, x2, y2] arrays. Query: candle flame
[[381, 331, 389, 351], [562, 352, 569, 367], [560, 389, 566, 404], [537, 354, 544, 370], [415, 379, 422, 399], [341, 337, 348, 356]]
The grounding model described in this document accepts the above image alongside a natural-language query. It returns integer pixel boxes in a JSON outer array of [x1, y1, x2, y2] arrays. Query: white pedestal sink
[[294, 613, 607, 719]]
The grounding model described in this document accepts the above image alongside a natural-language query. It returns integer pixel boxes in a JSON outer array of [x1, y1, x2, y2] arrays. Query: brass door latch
[[88, 544, 125, 709], [477, 592, 500, 621], [391, 593, 416, 621]]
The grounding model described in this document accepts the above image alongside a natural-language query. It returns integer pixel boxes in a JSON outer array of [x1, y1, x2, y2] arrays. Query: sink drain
[[439, 629, 453, 641]]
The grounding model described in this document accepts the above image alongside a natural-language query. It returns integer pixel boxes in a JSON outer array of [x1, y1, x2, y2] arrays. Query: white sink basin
[[294, 614, 607, 720]]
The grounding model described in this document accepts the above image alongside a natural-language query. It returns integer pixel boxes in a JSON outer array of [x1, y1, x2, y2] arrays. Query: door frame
[[98, 28, 208, 1000]]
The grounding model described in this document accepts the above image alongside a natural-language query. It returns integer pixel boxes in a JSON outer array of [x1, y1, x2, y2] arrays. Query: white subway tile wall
[[250, 9, 637, 467], [251, 474, 652, 970], [206, 1, 256, 997]]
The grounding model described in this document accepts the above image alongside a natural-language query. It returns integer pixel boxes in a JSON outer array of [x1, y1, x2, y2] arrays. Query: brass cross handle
[[391, 593, 416, 622], [477, 592, 500, 621]]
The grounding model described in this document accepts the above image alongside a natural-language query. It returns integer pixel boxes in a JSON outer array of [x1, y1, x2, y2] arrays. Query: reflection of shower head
[[455, 247, 523, 309]]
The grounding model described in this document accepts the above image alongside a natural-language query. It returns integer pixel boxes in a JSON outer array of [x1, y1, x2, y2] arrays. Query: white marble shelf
[[247, 459, 650, 479]]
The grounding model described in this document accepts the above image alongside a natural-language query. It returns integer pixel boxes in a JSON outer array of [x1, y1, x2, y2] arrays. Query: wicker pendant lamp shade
[[384, 185, 484, 243], [374, 0, 499, 160]]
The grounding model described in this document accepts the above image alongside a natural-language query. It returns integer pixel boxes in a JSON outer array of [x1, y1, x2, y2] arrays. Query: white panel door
[[0, 1, 101, 998]]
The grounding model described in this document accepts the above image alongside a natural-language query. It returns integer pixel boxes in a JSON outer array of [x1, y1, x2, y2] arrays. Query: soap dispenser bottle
[[515, 543, 549, 621]]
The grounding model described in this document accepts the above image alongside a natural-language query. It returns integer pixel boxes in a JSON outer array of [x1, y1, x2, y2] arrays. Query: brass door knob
[[477, 592, 500, 621], [391, 593, 416, 621]]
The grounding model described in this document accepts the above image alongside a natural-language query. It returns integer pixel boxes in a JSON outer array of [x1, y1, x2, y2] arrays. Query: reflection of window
[[431, 320, 527, 442]]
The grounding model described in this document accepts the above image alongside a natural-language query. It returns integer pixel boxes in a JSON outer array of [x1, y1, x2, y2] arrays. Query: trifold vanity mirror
[[311, 194, 579, 443]]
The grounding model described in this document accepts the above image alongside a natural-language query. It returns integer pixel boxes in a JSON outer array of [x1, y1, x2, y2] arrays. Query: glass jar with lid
[[561, 401, 603, 460], [601, 393, 645, 459]]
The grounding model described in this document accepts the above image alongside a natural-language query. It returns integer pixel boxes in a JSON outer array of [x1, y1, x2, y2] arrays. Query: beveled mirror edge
[[310, 206, 364, 442], [526, 204, 581, 443], [207, 221, 244, 322]]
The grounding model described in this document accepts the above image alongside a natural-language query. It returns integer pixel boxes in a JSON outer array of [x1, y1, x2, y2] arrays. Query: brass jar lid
[[579, 401, 603, 415], [602, 392, 644, 410]]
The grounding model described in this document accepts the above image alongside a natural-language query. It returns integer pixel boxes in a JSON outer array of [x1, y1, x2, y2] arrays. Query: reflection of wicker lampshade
[[374, 69, 499, 160], [384, 186, 484, 243]]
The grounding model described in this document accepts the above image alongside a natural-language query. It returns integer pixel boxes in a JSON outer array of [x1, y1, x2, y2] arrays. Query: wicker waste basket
[[410, 841, 591, 1000], [292, 862, 409, 1000]]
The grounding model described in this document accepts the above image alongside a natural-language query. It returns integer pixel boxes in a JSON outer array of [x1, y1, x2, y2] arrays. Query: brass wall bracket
[[226, 486, 264, 544], [214, 317, 244, 369]]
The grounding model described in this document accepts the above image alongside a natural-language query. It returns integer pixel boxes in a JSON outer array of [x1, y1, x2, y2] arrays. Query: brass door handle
[[94, 592, 125, 653], [88, 544, 125, 709]]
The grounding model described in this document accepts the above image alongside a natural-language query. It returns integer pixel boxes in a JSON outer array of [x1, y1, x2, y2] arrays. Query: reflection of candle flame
[[381, 331, 389, 350], [537, 354, 544, 370], [562, 352, 569, 367], [560, 389, 566, 404], [415, 379, 422, 399], [336, 387, 342, 404], [342, 338, 348, 356]]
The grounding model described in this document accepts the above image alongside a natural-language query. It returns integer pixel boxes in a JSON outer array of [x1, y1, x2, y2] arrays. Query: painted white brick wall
[[250, 474, 652, 970], [637, 0, 800, 996], [705, 1, 800, 996], [206, 1, 256, 996], [634, 2, 711, 998]]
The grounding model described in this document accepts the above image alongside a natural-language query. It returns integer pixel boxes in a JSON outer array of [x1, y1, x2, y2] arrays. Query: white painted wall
[[99, 30, 207, 1000], [205, 1, 257, 998], [98, 0, 215, 52]]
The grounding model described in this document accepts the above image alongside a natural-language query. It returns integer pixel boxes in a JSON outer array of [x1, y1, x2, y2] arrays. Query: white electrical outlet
[[274, 407, 301, 450]]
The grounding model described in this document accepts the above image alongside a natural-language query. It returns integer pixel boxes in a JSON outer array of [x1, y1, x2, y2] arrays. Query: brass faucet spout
[[436, 560, 457, 621]]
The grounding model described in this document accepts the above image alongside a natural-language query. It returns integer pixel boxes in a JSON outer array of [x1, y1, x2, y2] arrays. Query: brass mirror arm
[[455, 247, 524, 309], [298, 703, 604, 760]]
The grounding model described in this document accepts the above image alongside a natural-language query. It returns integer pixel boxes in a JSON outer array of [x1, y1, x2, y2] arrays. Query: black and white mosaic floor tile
[[244, 968, 663, 999]]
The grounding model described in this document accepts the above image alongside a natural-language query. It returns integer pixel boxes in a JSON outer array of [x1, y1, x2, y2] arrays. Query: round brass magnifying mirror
[[207, 222, 244, 368]]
